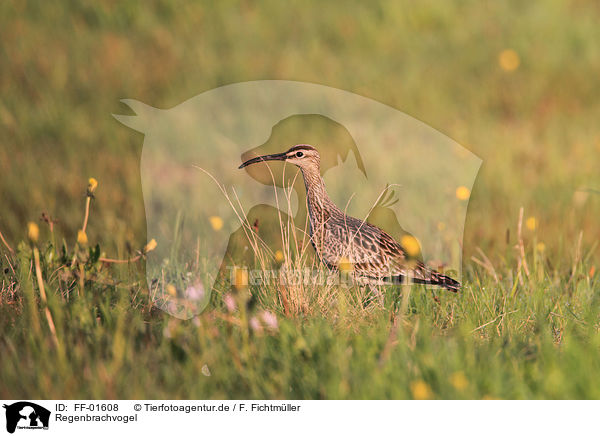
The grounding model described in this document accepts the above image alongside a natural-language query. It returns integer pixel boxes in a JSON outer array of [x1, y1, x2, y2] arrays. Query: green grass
[[1, 0, 600, 399], [1, 220, 599, 399]]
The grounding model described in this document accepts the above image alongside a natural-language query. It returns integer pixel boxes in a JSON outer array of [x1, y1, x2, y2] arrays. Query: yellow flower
[[536, 242, 546, 253], [410, 380, 432, 400], [233, 267, 248, 289], [275, 250, 284, 263], [166, 284, 177, 296], [87, 177, 98, 195], [144, 238, 158, 253], [27, 222, 39, 243], [77, 229, 88, 245], [450, 371, 468, 391], [338, 257, 354, 273], [209, 216, 223, 231], [456, 186, 470, 201], [526, 216, 537, 231], [401, 235, 421, 257], [437, 221, 446, 231], [590, 266, 596, 278], [498, 49, 520, 72]]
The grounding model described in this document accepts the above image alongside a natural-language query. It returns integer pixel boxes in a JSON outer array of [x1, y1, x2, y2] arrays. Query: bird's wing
[[342, 217, 437, 280], [329, 216, 403, 272], [325, 213, 459, 290]]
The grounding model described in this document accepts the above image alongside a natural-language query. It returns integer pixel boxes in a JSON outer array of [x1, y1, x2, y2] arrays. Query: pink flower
[[261, 310, 279, 330], [224, 293, 236, 312], [249, 316, 263, 333], [185, 283, 205, 301]]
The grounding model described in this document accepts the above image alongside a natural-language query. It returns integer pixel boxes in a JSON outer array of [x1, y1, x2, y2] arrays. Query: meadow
[[1, 0, 600, 399]]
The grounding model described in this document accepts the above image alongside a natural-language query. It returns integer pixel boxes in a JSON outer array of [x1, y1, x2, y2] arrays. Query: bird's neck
[[300, 166, 339, 225]]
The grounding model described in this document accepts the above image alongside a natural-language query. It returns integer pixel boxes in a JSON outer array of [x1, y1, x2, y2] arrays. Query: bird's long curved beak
[[238, 152, 287, 169]]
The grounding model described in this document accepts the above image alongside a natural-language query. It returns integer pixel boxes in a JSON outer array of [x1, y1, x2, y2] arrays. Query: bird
[[239, 144, 460, 292]]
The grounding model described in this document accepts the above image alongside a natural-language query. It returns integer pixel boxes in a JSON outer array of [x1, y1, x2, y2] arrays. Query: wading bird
[[239, 144, 460, 292]]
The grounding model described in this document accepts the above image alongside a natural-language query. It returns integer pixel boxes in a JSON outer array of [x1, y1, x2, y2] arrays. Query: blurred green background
[[1, 0, 598, 263]]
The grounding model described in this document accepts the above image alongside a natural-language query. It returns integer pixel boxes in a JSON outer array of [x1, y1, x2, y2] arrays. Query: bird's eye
[[296, 151, 304, 158]]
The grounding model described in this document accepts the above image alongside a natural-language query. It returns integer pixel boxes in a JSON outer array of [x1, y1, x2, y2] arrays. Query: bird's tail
[[382, 268, 461, 292], [412, 270, 461, 292]]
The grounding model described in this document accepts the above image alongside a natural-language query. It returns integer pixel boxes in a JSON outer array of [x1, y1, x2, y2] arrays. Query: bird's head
[[238, 144, 320, 172]]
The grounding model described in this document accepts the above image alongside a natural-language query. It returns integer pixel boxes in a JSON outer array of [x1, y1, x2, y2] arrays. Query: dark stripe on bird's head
[[286, 144, 317, 153]]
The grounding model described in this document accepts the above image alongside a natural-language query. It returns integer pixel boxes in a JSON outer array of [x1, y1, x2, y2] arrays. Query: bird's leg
[[352, 275, 383, 308], [357, 284, 376, 309], [366, 283, 385, 307]]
